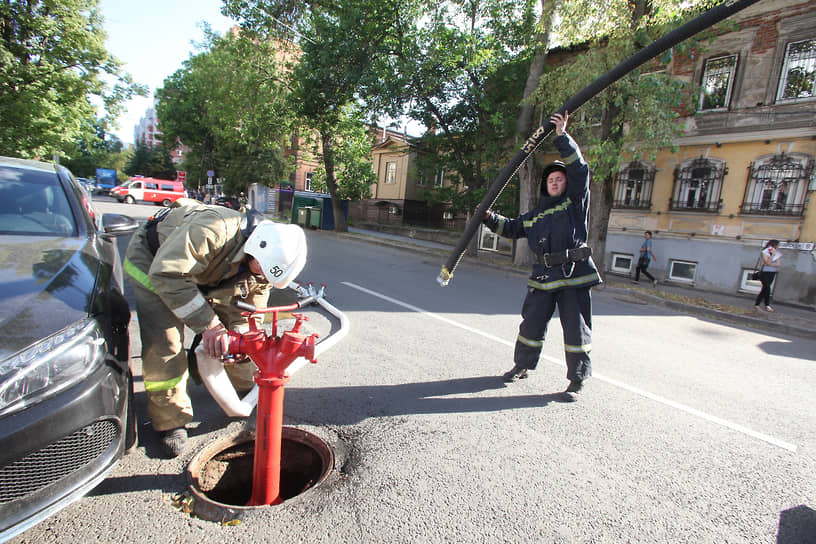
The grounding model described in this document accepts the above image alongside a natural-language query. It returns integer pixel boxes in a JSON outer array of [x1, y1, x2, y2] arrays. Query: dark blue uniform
[[484, 132, 601, 383]]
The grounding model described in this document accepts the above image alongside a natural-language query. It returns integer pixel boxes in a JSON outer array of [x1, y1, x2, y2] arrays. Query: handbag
[[637, 253, 649, 268], [750, 255, 761, 280]]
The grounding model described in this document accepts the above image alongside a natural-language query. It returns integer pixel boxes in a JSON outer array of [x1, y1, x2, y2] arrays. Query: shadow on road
[[777, 504, 816, 544], [281, 375, 567, 426]]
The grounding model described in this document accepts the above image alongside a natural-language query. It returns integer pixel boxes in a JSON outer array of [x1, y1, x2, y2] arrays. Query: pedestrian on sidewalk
[[633, 231, 658, 286], [754, 239, 781, 312], [124, 200, 307, 457], [482, 111, 601, 402]]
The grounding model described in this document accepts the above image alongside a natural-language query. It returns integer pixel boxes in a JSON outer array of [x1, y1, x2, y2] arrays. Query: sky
[[97, 0, 238, 145]]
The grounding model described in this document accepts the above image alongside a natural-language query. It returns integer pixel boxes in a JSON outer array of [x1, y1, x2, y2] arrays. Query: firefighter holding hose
[[124, 200, 307, 457], [483, 112, 601, 401]]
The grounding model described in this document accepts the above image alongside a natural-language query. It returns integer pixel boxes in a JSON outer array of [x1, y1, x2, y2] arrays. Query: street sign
[[206, 170, 215, 177], [177, 171, 187, 182]]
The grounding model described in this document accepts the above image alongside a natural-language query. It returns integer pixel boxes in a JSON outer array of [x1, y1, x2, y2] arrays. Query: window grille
[[699, 54, 738, 111], [742, 153, 812, 216], [613, 160, 654, 209], [776, 38, 816, 102], [670, 158, 725, 212]]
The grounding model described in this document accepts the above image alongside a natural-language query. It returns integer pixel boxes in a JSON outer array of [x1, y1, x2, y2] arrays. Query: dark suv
[[0, 157, 139, 541]]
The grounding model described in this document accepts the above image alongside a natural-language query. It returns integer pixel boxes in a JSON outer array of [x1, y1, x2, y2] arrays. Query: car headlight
[[0, 319, 106, 417]]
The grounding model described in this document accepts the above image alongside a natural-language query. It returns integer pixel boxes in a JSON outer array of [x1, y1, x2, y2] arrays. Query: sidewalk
[[340, 226, 816, 340]]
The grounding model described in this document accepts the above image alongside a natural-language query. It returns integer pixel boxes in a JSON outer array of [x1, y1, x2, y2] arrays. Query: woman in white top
[[754, 239, 781, 312]]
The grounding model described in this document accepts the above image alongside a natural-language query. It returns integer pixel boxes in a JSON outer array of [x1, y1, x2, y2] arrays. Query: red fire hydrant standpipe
[[227, 300, 319, 506]]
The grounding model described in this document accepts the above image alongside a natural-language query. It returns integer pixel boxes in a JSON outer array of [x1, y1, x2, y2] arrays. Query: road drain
[[186, 427, 334, 522]]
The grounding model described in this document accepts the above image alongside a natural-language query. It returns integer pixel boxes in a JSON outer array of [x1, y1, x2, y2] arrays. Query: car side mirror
[[101, 213, 139, 236]]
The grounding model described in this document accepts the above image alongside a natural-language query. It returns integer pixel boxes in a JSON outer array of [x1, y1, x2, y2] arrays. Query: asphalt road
[[13, 198, 816, 543]]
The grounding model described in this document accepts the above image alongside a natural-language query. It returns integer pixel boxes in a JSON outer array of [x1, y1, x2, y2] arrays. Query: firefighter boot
[[502, 365, 529, 383], [159, 427, 188, 458]]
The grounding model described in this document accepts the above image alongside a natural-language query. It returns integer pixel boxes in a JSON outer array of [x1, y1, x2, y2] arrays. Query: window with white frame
[[776, 38, 816, 102], [613, 160, 655, 209], [742, 153, 813, 216], [611, 253, 634, 274], [668, 259, 697, 283], [740, 268, 762, 294], [480, 224, 499, 251], [699, 54, 738, 111], [385, 162, 396, 184], [434, 169, 445, 187], [305, 172, 313, 192], [670, 157, 726, 212]]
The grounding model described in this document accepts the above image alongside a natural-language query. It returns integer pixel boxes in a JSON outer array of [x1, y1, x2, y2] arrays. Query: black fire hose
[[437, 0, 760, 286]]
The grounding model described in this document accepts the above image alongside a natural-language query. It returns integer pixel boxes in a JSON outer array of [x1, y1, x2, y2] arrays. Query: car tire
[[161, 199, 171, 207], [124, 195, 135, 204], [124, 371, 138, 454]]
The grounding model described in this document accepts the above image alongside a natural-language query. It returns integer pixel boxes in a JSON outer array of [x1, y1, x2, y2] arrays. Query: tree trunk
[[514, 0, 558, 267], [320, 129, 348, 233], [589, 173, 614, 275]]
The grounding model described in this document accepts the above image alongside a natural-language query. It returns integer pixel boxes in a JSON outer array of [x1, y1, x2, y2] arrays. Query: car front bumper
[[0, 359, 129, 542]]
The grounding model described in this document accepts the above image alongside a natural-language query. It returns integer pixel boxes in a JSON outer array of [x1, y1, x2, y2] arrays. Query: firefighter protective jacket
[[124, 200, 270, 333], [484, 132, 602, 292]]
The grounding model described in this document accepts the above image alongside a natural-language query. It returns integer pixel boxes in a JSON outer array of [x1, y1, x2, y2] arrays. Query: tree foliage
[[124, 142, 177, 179], [61, 121, 125, 178], [0, 0, 145, 159], [155, 28, 293, 193], [308, 106, 376, 201], [387, 1, 539, 218], [223, 0, 416, 231]]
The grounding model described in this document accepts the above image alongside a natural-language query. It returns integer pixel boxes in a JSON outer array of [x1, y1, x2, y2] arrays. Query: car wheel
[[124, 371, 138, 454], [161, 199, 171, 207], [124, 195, 135, 204]]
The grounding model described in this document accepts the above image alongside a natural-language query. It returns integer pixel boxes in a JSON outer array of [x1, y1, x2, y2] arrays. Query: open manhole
[[187, 427, 334, 522]]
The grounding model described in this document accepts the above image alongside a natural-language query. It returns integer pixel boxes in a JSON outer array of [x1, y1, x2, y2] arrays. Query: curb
[[601, 286, 814, 340]]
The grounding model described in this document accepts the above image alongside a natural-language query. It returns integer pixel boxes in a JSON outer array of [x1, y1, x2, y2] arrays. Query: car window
[[0, 166, 77, 236]]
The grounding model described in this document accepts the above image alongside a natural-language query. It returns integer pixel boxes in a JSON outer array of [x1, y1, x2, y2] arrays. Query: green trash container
[[308, 206, 321, 229], [297, 206, 310, 227]]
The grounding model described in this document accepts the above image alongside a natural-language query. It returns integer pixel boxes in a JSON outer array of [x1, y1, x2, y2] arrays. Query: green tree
[[124, 142, 176, 179], [308, 106, 375, 201], [224, 0, 422, 232], [0, 0, 146, 159], [156, 28, 293, 194], [61, 121, 125, 178]]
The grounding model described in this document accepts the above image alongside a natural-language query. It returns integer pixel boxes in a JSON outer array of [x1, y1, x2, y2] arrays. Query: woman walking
[[754, 239, 781, 312]]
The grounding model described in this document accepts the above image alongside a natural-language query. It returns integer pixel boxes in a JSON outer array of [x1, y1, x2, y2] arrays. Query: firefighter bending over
[[124, 200, 307, 457]]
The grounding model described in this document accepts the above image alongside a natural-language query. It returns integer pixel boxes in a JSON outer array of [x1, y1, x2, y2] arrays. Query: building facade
[[601, 0, 815, 307], [134, 103, 189, 165]]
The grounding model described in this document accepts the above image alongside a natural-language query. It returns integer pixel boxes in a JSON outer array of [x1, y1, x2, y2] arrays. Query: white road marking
[[342, 281, 798, 453]]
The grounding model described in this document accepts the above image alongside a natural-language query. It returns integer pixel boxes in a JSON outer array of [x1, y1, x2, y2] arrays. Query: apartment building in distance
[[134, 103, 188, 165]]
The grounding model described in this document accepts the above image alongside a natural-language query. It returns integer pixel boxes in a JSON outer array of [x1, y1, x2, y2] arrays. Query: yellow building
[[602, 0, 815, 307]]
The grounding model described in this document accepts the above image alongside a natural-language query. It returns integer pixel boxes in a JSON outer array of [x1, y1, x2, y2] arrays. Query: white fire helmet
[[244, 221, 307, 289]]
